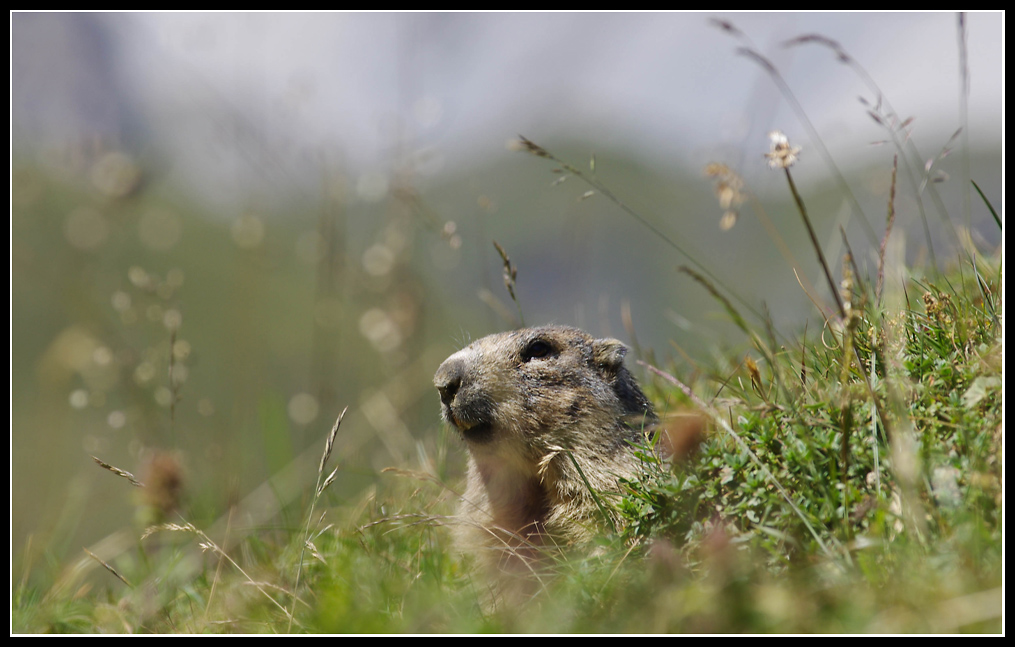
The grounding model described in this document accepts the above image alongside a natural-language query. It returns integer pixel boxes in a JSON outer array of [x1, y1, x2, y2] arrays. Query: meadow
[[12, 16, 1002, 634]]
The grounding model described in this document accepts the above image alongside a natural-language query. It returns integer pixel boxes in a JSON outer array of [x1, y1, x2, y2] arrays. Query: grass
[[12, 18, 1002, 634]]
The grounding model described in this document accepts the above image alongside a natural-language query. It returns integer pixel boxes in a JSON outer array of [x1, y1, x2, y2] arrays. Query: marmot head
[[433, 326, 655, 456]]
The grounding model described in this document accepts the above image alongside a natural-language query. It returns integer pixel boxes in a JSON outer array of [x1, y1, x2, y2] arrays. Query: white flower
[[765, 130, 802, 169]]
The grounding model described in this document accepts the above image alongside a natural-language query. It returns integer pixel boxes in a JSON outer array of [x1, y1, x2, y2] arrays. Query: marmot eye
[[522, 340, 553, 361]]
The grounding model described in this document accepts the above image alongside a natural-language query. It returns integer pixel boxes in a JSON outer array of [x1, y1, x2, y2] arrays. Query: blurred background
[[11, 12, 1002, 577]]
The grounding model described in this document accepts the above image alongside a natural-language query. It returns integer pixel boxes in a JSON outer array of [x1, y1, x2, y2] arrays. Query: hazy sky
[[13, 12, 1003, 204]]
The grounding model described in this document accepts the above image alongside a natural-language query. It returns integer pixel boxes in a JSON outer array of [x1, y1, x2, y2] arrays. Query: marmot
[[433, 325, 656, 573]]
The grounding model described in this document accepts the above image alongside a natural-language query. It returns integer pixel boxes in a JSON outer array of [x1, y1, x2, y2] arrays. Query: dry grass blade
[[512, 135, 551, 158], [140, 522, 197, 541], [493, 241, 518, 298], [792, 268, 834, 332], [565, 450, 616, 533], [513, 135, 771, 330], [304, 539, 325, 565], [781, 25, 969, 264], [317, 467, 340, 497], [779, 163, 847, 319], [709, 18, 746, 39], [318, 407, 347, 477], [143, 521, 295, 623], [92, 455, 145, 488], [381, 466, 445, 488], [291, 406, 351, 631], [678, 266, 751, 338], [83, 547, 132, 588], [380, 467, 463, 502], [839, 230, 867, 302], [876, 155, 899, 304], [357, 512, 445, 532], [493, 240, 524, 326]]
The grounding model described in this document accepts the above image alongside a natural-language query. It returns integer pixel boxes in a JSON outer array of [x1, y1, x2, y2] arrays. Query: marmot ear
[[592, 338, 628, 375]]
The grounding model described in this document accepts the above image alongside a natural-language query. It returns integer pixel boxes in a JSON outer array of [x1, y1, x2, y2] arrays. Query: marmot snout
[[434, 325, 656, 555]]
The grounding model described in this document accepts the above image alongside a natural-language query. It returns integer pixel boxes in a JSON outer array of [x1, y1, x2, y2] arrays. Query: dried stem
[[783, 168, 846, 319], [289, 408, 347, 632]]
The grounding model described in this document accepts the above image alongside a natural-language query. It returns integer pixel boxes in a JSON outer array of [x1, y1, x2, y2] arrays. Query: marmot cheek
[[450, 411, 473, 431]]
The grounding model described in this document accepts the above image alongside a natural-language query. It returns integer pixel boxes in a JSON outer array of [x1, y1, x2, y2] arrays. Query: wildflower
[[745, 355, 762, 393], [765, 130, 802, 169], [704, 162, 746, 230]]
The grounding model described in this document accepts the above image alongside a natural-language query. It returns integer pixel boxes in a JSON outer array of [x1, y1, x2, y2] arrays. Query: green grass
[[13, 153, 1002, 632], [12, 20, 1002, 634]]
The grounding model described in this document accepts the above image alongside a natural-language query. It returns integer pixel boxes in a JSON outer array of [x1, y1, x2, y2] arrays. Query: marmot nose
[[434, 358, 465, 406]]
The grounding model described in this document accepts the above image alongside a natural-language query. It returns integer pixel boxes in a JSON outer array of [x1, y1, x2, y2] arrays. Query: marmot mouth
[[448, 412, 495, 444], [460, 422, 494, 443]]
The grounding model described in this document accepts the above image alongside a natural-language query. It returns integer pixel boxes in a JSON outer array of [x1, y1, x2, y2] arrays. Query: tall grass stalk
[[513, 136, 771, 329], [288, 407, 346, 632]]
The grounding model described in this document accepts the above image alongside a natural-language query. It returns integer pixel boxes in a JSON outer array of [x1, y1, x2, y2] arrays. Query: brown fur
[[433, 325, 656, 581]]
